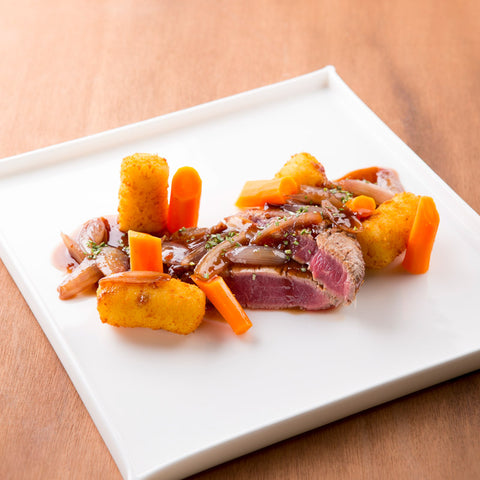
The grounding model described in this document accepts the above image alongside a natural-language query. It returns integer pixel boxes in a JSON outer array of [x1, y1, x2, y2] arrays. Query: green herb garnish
[[87, 240, 107, 259]]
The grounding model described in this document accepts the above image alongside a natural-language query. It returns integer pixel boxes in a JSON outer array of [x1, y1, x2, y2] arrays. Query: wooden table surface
[[1, 1, 479, 479]]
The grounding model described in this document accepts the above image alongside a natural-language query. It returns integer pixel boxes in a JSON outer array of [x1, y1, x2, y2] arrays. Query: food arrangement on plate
[[56, 152, 439, 336]]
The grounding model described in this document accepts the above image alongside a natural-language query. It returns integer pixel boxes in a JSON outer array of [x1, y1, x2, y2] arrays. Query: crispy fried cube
[[275, 152, 328, 187], [97, 272, 206, 334], [356, 192, 420, 269], [118, 153, 169, 234]]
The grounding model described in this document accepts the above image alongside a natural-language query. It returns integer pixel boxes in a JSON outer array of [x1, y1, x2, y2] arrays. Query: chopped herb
[[205, 233, 226, 249], [284, 249, 292, 255], [341, 192, 354, 203], [189, 261, 196, 266], [252, 273, 257, 281], [293, 240, 299, 246], [87, 240, 107, 259], [179, 226, 187, 232], [301, 266, 307, 272]]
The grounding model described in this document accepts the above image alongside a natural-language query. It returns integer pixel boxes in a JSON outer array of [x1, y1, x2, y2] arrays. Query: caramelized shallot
[[77, 217, 110, 254], [225, 245, 289, 265], [251, 211, 325, 245], [194, 231, 248, 278], [337, 178, 395, 205], [57, 259, 103, 300], [60, 232, 85, 264], [95, 246, 129, 276]]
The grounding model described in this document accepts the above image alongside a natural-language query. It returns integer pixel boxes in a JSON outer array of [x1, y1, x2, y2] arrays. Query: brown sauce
[[52, 215, 127, 272]]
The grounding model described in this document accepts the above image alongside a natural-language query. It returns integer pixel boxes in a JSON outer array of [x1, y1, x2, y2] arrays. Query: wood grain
[[1, 0, 479, 478]]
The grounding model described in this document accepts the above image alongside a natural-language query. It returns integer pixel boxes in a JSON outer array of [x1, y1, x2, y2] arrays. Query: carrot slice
[[345, 195, 376, 219], [128, 230, 163, 272], [191, 274, 252, 335], [235, 176, 298, 208], [167, 166, 202, 234], [402, 196, 440, 274]]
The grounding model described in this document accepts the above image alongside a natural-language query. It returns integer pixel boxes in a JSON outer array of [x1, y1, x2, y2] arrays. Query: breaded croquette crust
[[356, 192, 420, 269], [97, 272, 206, 334], [275, 152, 328, 187], [118, 153, 169, 234]]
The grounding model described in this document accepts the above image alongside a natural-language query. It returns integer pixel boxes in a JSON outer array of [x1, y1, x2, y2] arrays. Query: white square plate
[[1, 66, 479, 480]]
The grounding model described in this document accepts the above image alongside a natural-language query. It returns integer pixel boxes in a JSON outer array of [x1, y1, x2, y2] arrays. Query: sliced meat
[[289, 232, 317, 264], [159, 196, 366, 311], [309, 229, 365, 304], [226, 266, 340, 310], [225, 228, 365, 310]]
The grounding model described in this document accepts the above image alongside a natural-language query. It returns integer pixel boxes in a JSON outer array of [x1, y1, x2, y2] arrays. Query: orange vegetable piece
[[402, 196, 440, 274], [167, 166, 202, 234], [235, 176, 298, 208], [345, 195, 377, 219], [128, 230, 163, 272], [191, 274, 252, 335]]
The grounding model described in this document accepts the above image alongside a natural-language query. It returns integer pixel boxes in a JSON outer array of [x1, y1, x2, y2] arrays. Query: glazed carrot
[[167, 166, 202, 234], [235, 176, 298, 208], [402, 196, 440, 274], [191, 274, 252, 335], [335, 166, 380, 183], [128, 230, 163, 272], [345, 195, 376, 219]]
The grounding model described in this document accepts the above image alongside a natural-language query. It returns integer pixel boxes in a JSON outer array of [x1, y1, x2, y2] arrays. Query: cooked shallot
[[337, 178, 395, 205], [77, 217, 110, 254], [225, 245, 289, 265], [194, 231, 248, 278], [95, 246, 129, 276], [57, 259, 103, 300], [60, 232, 85, 264]]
